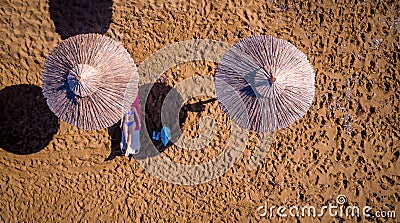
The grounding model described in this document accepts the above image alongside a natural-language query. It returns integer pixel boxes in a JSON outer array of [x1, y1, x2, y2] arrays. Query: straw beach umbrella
[[42, 34, 139, 130], [215, 35, 315, 132]]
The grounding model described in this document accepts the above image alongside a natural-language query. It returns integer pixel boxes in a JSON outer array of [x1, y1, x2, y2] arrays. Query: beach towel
[[121, 95, 141, 155]]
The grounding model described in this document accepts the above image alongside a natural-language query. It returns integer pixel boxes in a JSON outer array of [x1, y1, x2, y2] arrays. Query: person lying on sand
[[120, 96, 141, 156]]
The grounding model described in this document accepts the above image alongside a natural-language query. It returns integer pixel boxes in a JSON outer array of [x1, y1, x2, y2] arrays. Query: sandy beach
[[0, 0, 399, 222]]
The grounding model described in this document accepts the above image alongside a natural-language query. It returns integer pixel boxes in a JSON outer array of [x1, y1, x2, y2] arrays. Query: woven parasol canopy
[[42, 33, 139, 130], [215, 35, 315, 132]]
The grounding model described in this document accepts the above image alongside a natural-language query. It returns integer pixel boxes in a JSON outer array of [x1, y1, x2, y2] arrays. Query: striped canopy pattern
[[215, 35, 315, 132], [42, 34, 139, 130]]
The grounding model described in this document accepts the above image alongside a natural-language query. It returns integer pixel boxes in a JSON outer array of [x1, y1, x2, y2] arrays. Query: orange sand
[[0, 0, 399, 222]]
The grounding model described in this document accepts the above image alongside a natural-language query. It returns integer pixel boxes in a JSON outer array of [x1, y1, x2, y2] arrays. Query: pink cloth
[[132, 95, 141, 130]]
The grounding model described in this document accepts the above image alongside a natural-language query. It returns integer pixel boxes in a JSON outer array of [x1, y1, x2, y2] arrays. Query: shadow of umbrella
[[49, 0, 113, 40], [105, 82, 217, 161], [0, 84, 59, 155], [104, 120, 123, 161], [142, 83, 178, 153], [105, 83, 177, 160]]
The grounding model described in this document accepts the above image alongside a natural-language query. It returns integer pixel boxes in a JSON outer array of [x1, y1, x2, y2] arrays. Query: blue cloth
[[160, 126, 171, 146]]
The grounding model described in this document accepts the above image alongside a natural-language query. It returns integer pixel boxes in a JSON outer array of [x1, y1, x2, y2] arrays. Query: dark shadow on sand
[[49, 0, 113, 40], [0, 84, 59, 155], [179, 98, 217, 128], [142, 83, 180, 154], [105, 82, 218, 161], [135, 83, 177, 159], [106, 83, 180, 160], [105, 120, 124, 161]]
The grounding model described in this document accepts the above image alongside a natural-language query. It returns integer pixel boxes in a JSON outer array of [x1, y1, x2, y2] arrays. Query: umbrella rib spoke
[[215, 35, 315, 132], [42, 34, 139, 130]]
